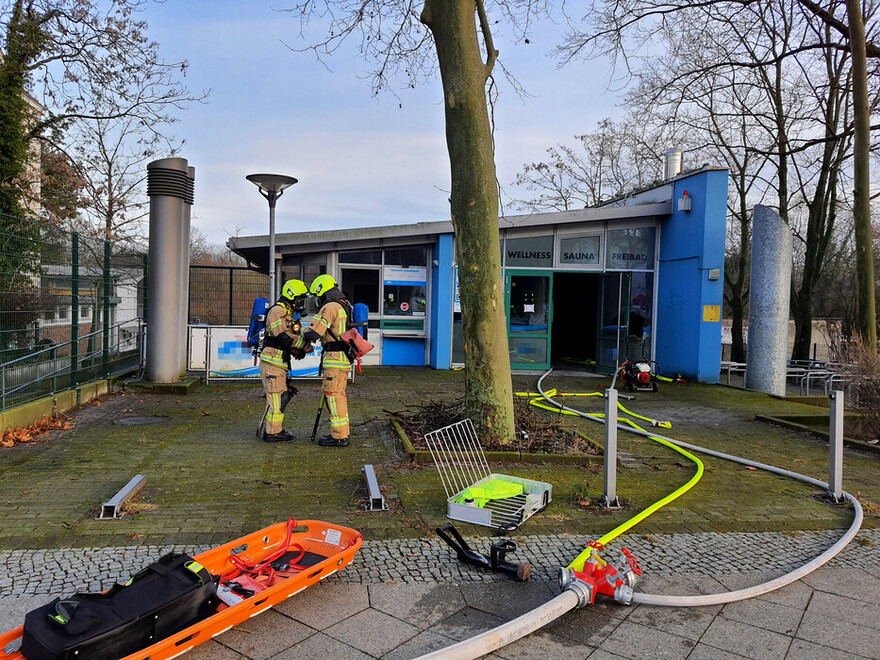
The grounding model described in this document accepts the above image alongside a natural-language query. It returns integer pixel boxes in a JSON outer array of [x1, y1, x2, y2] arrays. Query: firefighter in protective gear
[[295, 274, 352, 447], [259, 279, 310, 441]]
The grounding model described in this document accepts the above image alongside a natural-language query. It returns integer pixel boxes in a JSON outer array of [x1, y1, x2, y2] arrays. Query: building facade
[[229, 166, 728, 382]]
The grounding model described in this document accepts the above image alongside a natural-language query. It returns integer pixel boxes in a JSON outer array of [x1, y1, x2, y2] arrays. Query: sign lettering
[[507, 250, 552, 260]]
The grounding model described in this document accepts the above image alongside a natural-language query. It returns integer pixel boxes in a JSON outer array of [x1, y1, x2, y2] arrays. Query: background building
[[229, 166, 728, 382]]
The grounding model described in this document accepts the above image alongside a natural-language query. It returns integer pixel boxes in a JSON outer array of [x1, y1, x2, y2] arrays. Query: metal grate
[[423, 418, 552, 531], [423, 419, 491, 500], [483, 494, 528, 529]]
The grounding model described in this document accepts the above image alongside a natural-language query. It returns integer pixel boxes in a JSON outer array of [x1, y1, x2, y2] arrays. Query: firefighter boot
[[318, 434, 349, 447], [264, 429, 293, 442]]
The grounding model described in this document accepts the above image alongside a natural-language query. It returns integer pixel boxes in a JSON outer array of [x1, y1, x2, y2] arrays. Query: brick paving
[[2, 529, 877, 598], [1, 369, 879, 658]]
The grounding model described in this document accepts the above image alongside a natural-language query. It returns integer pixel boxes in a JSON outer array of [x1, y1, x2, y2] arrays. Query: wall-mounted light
[[708, 268, 720, 281], [678, 190, 692, 212]]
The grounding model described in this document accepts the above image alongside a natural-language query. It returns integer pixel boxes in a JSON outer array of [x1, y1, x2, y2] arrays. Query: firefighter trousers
[[322, 367, 350, 439], [259, 360, 288, 434]]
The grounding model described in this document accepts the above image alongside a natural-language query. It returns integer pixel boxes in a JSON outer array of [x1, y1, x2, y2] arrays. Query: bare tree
[[60, 115, 181, 242], [558, 0, 879, 362], [283, 1, 554, 443], [1, 0, 206, 237], [190, 227, 246, 266], [511, 117, 664, 212], [844, 0, 876, 363]]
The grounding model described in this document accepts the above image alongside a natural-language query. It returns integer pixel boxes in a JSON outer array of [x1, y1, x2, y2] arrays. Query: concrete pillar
[[179, 166, 194, 375], [146, 157, 188, 383], [745, 205, 792, 395]]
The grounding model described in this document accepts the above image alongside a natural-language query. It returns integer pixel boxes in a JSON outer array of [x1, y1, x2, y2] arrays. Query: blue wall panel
[[384, 336, 427, 366], [655, 170, 728, 383], [429, 234, 454, 369]]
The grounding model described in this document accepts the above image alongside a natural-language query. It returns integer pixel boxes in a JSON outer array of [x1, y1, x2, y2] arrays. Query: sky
[[143, 1, 625, 247]]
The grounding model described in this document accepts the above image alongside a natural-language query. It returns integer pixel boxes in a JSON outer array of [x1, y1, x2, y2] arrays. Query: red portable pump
[[619, 360, 658, 392]]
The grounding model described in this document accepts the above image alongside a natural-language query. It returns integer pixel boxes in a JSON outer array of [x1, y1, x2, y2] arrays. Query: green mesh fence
[[0, 213, 147, 410], [188, 265, 268, 326]]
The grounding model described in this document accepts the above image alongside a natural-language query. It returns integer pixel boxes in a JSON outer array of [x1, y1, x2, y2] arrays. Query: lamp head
[[246, 173, 298, 199]]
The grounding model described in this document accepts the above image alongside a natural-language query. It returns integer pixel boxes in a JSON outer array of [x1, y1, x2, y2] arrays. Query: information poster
[[206, 325, 321, 378]]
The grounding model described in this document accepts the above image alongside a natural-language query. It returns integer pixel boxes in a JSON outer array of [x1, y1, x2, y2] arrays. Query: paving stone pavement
[[1, 371, 878, 658], [2, 528, 878, 659]]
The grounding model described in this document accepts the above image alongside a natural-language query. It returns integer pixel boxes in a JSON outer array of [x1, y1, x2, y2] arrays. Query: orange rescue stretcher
[[0, 518, 363, 659]]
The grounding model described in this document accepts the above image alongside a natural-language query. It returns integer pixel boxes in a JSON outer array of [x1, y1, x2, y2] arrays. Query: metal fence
[[0, 214, 147, 410], [189, 265, 268, 326]]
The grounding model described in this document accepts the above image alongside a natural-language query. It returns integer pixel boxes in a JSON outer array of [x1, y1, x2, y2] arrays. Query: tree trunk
[[726, 178, 751, 364], [791, 289, 813, 361], [846, 0, 877, 369], [729, 290, 747, 363], [421, 0, 515, 443]]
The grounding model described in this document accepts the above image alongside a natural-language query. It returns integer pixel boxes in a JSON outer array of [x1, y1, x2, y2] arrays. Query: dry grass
[[836, 337, 880, 441], [385, 396, 600, 454]]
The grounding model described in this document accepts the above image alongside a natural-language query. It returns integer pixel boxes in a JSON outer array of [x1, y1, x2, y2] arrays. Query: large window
[[606, 227, 655, 270], [336, 247, 431, 334], [384, 247, 427, 267], [504, 235, 553, 268], [558, 234, 601, 267], [341, 268, 380, 313], [382, 266, 426, 317], [339, 250, 382, 264]]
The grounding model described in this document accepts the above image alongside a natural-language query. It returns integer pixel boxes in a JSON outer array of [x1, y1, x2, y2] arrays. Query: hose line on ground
[[415, 369, 864, 660], [534, 369, 704, 571]]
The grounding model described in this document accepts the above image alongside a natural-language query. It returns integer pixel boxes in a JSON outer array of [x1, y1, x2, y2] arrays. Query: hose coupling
[[620, 568, 638, 590], [613, 583, 634, 605], [557, 567, 594, 608]]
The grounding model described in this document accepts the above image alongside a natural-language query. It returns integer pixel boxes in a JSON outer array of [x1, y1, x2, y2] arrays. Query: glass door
[[596, 273, 631, 374], [505, 270, 553, 370]]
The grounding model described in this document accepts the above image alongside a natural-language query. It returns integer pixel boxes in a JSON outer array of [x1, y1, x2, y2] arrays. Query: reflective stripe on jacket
[[303, 301, 351, 368], [259, 302, 297, 367]]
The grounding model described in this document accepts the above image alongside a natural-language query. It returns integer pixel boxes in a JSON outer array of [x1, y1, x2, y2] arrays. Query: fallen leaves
[[0, 415, 74, 448]]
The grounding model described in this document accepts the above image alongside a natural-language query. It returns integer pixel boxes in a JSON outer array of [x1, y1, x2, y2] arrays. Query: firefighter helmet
[[281, 279, 308, 302], [309, 274, 337, 297]]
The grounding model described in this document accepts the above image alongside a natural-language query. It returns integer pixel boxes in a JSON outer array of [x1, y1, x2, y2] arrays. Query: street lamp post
[[246, 173, 298, 301]]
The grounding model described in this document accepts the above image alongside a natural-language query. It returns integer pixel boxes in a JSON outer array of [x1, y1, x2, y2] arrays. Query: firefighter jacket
[[259, 302, 300, 369], [297, 299, 351, 370]]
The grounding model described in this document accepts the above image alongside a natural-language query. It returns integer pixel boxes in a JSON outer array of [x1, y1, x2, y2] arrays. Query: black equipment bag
[[21, 552, 217, 660]]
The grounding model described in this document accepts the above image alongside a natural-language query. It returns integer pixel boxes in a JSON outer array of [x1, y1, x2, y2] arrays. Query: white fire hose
[[415, 374, 864, 660]]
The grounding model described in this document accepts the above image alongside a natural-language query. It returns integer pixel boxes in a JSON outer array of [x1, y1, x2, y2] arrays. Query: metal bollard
[[828, 390, 844, 503], [601, 388, 621, 508]]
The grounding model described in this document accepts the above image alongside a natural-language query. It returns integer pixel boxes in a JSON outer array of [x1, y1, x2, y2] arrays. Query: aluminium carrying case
[[20, 552, 217, 660]]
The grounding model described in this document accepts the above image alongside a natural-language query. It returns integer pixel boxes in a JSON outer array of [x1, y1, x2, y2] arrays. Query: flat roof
[[228, 165, 722, 269]]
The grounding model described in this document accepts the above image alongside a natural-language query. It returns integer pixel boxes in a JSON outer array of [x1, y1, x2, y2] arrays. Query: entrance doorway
[[550, 272, 641, 374], [505, 270, 552, 370], [502, 270, 652, 374], [551, 272, 599, 368]]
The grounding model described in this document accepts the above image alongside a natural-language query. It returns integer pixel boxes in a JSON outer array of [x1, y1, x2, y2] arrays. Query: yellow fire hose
[[519, 381, 704, 571]]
